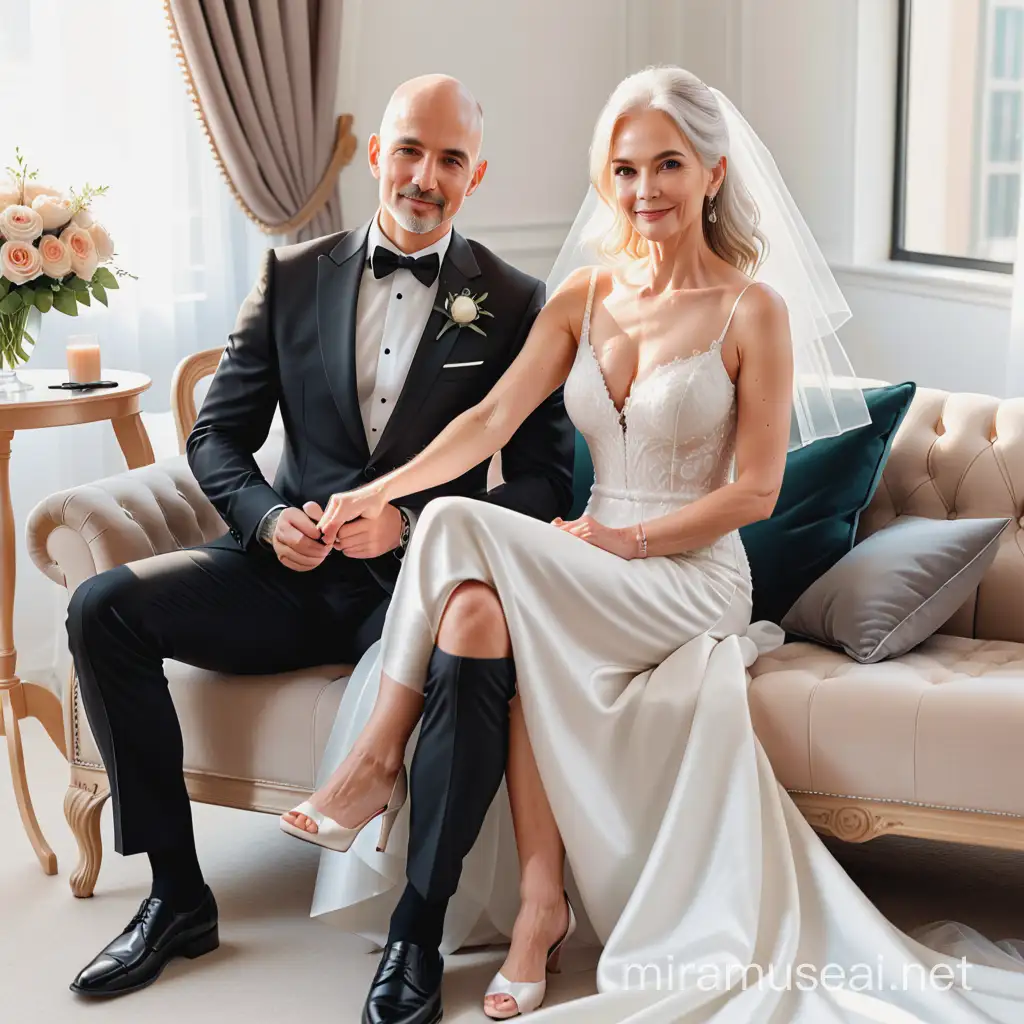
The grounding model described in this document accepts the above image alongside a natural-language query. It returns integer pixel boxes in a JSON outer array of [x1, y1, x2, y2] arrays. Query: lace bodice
[[563, 270, 746, 530]]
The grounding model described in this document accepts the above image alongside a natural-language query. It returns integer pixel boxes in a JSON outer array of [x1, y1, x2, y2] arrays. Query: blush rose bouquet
[[0, 149, 132, 390]]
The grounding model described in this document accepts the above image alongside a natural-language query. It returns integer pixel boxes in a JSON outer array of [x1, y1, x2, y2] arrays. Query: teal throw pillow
[[569, 429, 594, 520], [739, 382, 917, 625]]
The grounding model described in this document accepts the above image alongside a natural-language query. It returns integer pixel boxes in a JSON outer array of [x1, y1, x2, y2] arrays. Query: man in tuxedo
[[65, 74, 574, 1001]]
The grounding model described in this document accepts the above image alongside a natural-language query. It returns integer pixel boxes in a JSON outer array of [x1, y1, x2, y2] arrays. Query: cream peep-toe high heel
[[279, 766, 407, 854], [483, 893, 577, 1019]]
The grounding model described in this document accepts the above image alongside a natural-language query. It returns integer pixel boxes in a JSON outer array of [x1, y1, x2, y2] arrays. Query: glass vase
[[0, 304, 39, 395]]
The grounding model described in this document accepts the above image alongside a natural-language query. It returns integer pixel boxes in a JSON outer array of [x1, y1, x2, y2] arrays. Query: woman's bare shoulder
[[545, 266, 602, 337], [732, 281, 789, 335], [548, 265, 599, 302], [729, 281, 792, 369]]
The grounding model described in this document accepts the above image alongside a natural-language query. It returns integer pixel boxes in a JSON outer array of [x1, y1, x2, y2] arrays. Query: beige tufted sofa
[[27, 349, 356, 898], [750, 387, 1024, 849], [25, 351, 1024, 898]]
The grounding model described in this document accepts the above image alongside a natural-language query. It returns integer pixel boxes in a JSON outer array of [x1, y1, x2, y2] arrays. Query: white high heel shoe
[[483, 893, 577, 1019], [279, 766, 407, 854]]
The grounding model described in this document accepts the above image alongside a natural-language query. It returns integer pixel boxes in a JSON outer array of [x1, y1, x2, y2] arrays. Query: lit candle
[[66, 335, 101, 384]]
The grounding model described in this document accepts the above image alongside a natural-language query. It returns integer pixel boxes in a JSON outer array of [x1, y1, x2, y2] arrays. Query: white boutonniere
[[434, 288, 494, 340]]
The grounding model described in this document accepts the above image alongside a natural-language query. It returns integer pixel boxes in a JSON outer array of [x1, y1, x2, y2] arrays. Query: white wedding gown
[[310, 274, 1024, 1021]]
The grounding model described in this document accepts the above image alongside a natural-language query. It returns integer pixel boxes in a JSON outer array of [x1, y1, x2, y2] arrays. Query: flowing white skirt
[[311, 496, 1024, 1022]]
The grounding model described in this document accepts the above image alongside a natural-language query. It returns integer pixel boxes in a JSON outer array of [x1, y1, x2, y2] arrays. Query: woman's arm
[[317, 268, 591, 545], [562, 282, 793, 558]]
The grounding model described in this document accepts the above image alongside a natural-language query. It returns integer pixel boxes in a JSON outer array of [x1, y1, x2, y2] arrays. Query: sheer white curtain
[[1, 0, 272, 684]]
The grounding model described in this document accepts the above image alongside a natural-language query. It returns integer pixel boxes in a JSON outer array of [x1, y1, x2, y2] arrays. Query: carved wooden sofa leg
[[64, 781, 109, 898]]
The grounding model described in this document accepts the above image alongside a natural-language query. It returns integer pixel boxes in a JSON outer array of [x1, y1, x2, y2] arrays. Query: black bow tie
[[371, 246, 441, 287]]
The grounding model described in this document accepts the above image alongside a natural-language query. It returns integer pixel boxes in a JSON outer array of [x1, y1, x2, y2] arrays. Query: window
[[895, 0, 1024, 272]]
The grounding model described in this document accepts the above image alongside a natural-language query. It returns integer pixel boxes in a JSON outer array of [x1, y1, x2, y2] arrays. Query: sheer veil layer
[[547, 86, 872, 451], [308, 74, 1024, 1024]]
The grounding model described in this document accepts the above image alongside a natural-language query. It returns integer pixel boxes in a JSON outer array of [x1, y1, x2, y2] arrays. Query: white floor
[[4, 719, 1024, 1023], [0, 720, 597, 1023]]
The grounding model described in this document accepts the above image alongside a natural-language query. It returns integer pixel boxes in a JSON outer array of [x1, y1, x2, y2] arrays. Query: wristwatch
[[257, 506, 285, 547], [393, 507, 412, 561]]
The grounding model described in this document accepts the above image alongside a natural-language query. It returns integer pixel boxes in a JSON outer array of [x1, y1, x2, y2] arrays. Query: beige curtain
[[165, 0, 355, 242]]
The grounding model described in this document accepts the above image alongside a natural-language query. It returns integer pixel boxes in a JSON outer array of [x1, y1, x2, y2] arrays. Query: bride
[[281, 67, 1024, 1023]]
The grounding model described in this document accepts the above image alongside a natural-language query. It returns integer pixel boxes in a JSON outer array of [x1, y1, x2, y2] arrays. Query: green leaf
[[0, 278, 9, 299], [19, 286, 35, 306], [76, 287, 91, 307], [34, 289, 52, 313], [476, 292, 488, 303], [70, 276, 90, 294], [92, 266, 119, 290], [53, 287, 79, 316], [0, 291, 23, 315], [91, 282, 107, 306], [467, 323, 487, 337]]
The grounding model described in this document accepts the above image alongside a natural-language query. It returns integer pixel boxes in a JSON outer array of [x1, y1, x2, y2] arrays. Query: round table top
[[0, 369, 151, 431]]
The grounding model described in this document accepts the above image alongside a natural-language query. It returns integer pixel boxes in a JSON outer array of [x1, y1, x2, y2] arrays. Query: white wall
[[17, 0, 1017, 686], [678, 0, 1015, 398], [334, 0, 686, 279], [335, 0, 1015, 398]]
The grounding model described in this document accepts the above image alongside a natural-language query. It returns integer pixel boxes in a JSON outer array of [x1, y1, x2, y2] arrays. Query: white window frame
[[975, 1, 1024, 262]]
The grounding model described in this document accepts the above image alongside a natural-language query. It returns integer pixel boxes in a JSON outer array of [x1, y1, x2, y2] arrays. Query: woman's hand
[[552, 515, 638, 559], [318, 485, 389, 547], [331, 504, 404, 558]]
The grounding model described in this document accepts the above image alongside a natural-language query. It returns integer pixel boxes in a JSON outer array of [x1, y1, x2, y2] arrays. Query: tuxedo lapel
[[368, 230, 482, 468], [317, 221, 371, 460]]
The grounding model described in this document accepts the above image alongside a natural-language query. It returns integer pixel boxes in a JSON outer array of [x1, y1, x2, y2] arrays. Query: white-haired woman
[[282, 69, 1024, 1024]]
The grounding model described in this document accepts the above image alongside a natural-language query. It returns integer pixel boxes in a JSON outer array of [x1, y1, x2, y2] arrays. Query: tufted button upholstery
[[750, 635, 1024, 814], [748, 386, 1024, 820], [21, 423, 350, 820], [855, 388, 1024, 643], [22, 378, 1024, 858], [28, 456, 228, 590], [27, 428, 284, 592]]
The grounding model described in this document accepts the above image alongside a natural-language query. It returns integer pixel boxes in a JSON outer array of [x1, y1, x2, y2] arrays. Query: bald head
[[380, 74, 484, 156], [370, 74, 488, 247]]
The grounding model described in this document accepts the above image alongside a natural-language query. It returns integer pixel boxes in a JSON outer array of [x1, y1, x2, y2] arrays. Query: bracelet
[[636, 521, 648, 559]]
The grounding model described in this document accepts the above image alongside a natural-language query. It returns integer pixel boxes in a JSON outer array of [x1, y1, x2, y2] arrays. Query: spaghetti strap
[[582, 268, 599, 337], [716, 282, 754, 346]]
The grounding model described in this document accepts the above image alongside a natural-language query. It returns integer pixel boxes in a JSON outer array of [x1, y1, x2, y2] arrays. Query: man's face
[[370, 87, 485, 235]]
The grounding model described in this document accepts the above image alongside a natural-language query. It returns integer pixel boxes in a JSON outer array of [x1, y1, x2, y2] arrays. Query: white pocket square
[[442, 360, 484, 369]]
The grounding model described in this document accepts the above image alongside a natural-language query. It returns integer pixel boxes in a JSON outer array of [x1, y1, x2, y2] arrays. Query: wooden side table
[[0, 369, 154, 874]]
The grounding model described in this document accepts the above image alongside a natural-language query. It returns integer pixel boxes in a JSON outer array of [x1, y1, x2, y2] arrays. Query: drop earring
[[708, 194, 718, 224]]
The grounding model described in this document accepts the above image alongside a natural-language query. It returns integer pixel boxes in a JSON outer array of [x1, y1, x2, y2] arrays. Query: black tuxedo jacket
[[186, 219, 575, 592]]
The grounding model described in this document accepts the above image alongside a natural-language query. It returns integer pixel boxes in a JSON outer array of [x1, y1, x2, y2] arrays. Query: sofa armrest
[[26, 454, 228, 594]]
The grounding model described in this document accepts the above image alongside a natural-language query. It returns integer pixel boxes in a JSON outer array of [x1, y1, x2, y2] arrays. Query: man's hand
[[272, 502, 331, 572], [332, 503, 403, 559]]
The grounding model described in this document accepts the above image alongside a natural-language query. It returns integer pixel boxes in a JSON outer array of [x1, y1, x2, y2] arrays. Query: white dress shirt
[[357, 215, 452, 452], [257, 214, 450, 550]]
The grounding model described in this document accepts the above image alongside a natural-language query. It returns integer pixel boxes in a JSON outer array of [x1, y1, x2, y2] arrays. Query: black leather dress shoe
[[70, 886, 219, 997], [363, 941, 444, 1024]]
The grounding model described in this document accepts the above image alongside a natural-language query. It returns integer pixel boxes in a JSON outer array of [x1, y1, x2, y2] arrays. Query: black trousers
[[404, 649, 518, 904], [65, 535, 389, 856]]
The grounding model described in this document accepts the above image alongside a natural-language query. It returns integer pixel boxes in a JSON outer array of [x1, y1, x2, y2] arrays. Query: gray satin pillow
[[780, 515, 1012, 664]]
